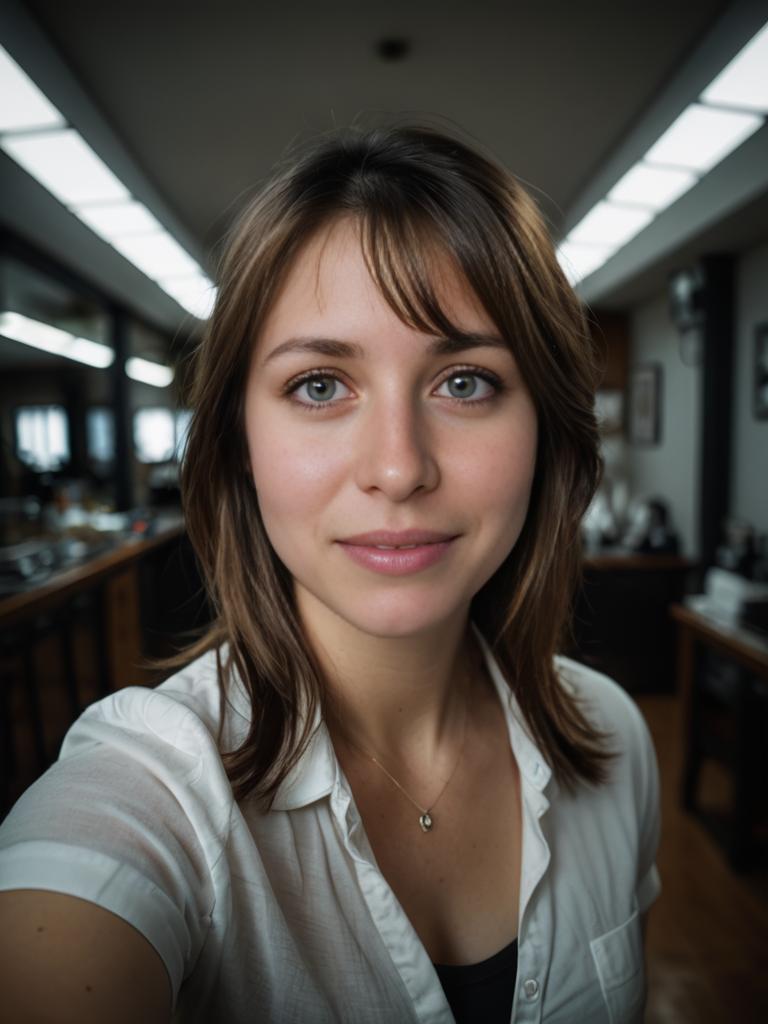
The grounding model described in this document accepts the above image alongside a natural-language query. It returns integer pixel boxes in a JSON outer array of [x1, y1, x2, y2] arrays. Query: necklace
[[337, 669, 471, 834]]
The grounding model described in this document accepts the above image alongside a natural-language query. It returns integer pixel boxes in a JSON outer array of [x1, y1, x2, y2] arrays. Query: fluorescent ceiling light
[[110, 231, 200, 280], [158, 274, 217, 319], [0, 310, 114, 368], [608, 163, 698, 211], [73, 200, 162, 240], [556, 241, 615, 285], [0, 48, 208, 322], [0, 46, 65, 132], [126, 356, 174, 388], [0, 128, 129, 205], [644, 102, 763, 173], [567, 201, 654, 249], [701, 21, 768, 113]]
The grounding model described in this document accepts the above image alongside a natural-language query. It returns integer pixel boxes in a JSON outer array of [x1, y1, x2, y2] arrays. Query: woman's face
[[244, 218, 538, 640]]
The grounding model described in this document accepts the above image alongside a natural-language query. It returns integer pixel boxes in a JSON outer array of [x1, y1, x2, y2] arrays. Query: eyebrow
[[263, 333, 510, 364]]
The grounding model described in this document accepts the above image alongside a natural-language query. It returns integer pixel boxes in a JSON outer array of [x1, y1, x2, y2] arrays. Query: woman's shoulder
[[59, 645, 240, 767], [553, 654, 655, 753]]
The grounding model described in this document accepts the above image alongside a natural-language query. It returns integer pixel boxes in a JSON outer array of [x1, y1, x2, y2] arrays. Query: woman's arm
[[0, 890, 172, 1023]]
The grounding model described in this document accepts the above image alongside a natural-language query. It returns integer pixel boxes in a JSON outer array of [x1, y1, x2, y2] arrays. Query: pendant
[[419, 812, 433, 833]]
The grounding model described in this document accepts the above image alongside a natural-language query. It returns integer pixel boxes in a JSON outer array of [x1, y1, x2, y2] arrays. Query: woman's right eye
[[286, 373, 352, 410]]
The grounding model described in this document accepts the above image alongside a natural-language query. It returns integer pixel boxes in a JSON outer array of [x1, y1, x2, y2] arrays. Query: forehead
[[257, 217, 496, 345]]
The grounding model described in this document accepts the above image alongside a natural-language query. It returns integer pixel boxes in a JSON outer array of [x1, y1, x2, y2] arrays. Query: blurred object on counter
[[686, 567, 768, 636], [716, 518, 759, 580], [582, 478, 622, 551], [0, 495, 43, 546], [620, 497, 680, 555]]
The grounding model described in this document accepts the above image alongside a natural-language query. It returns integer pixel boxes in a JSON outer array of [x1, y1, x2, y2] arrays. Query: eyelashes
[[282, 365, 506, 413]]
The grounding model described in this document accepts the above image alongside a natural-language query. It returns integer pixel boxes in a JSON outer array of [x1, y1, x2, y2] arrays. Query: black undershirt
[[433, 937, 518, 1024]]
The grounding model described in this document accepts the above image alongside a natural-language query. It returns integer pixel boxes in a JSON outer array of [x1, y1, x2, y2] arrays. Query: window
[[86, 406, 115, 464], [133, 407, 176, 463], [14, 405, 70, 471]]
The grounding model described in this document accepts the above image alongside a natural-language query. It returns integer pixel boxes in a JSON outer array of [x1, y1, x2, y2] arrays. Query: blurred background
[[0, 0, 767, 1019]]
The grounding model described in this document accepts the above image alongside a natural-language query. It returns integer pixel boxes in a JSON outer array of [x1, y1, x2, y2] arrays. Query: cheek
[[460, 413, 538, 517], [246, 411, 343, 517]]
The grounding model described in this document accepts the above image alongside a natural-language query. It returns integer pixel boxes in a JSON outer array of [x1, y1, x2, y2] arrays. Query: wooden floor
[[635, 691, 768, 1023]]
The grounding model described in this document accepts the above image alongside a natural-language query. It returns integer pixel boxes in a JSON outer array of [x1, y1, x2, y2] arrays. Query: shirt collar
[[471, 622, 553, 792], [270, 620, 553, 811]]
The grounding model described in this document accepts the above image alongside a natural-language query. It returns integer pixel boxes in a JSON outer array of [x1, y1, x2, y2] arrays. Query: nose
[[353, 392, 440, 501]]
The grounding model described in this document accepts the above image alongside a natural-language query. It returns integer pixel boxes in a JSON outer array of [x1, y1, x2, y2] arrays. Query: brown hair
[[162, 121, 618, 808]]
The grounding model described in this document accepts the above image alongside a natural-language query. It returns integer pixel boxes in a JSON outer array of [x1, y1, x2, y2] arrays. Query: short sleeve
[[0, 686, 233, 1009]]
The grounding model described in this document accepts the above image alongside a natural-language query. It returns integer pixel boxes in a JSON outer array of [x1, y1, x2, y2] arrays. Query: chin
[[298, 580, 465, 641]]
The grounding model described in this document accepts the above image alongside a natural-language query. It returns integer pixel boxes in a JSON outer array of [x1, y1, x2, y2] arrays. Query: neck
[[297, 595, 482, 768]]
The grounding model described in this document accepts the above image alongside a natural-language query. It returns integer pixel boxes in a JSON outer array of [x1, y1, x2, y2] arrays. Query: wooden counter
[[0, 518, 184, 628], [671, 602, 768, 678], [0, 516, 195, 814]]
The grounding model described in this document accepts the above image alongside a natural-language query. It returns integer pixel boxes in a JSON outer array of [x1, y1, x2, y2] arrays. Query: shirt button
[[523, 978, 540, 999]]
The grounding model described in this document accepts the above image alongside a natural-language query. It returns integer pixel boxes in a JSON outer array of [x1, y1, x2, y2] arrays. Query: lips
[[337, 534, 458, 575], [338, 529, 458, 548]]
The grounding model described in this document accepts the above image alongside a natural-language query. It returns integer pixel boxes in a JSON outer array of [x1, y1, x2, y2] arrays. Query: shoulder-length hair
[[164, 122, 618, 809]]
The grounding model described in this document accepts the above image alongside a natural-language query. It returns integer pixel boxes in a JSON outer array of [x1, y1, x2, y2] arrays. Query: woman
[[0, 123, 661, 1023]]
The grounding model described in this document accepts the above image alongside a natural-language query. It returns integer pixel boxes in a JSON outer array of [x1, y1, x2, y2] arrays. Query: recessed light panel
[[0, 128, 129, 205], [0, 310, 114, 368], [556, 242, 616, 285], [701, 21, 768, 113], [567, 201, 655, 249], [73, 200, 162, 240], [608, 163, 698, 210], [110, 231, 200, 280], [158, 274, 217, 319], [0, 46, 65, 132], [126, 356, 174, 388], [644, 102, 763, 173]]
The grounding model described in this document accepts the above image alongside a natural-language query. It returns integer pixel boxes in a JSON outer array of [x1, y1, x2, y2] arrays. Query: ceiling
[[3, 0, 767, 320], [21, 1, 731, 247]]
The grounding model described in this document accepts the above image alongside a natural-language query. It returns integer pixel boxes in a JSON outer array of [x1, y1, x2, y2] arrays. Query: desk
[[671, 603, 768, 870]]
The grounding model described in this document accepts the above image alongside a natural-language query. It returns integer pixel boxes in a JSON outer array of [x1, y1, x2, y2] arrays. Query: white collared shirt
[[0, 624, 661, 1022]]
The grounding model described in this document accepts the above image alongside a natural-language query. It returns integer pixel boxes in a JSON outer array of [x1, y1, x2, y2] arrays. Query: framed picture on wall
[[629, 363, 662, 445], [755, 323, 768, 420]]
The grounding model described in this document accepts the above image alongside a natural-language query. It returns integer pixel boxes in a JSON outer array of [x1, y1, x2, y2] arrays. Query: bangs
[[355, 204, 499, 345]]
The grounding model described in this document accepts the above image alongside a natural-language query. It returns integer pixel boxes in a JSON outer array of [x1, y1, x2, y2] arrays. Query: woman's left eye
[[435, 371, 498, 402]]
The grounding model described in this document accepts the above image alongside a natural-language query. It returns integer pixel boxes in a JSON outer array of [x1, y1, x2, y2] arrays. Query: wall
[[626, 237, 768, 561], [627, 294, 702, 558], [732, 239, 768, 537]]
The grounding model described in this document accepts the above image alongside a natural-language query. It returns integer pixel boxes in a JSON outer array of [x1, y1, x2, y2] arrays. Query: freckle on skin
[[36, 926, 44, 932], [85, 985, 93, 993]]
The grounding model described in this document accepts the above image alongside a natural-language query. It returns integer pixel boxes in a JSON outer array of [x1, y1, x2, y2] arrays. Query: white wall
[[732, 240, 768, 536], [628, 295, 702, 557], [626, 238, 768, 560]]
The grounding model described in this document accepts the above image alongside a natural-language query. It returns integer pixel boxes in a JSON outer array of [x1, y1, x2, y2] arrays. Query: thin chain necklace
[[336, 666, 472, 834]]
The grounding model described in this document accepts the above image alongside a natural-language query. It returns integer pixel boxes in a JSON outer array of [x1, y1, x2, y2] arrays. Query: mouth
[[335, 533, 459, 576], [338, 530, 459, 548]]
